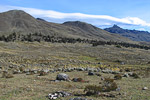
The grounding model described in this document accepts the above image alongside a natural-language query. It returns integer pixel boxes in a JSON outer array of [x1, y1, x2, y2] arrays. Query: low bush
[[72, 78, 89, 83], [84, 85, 102, 96], [116, 45, 121, 48], [125, 68, 131, 72], [84, 78, 118, 96], [114, 74, 122, 80], [2, 71, 14, 78], [19, 67, 25, 72], [132, 73, 140, 79], [39, 71, 47, 76], [102, 78, 118, 92], [77, 78, 83, 82], [104, 78, 114, 83]]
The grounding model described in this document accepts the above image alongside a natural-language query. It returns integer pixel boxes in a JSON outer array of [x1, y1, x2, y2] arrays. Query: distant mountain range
[[0, 10, 131, 42], [104, 25, 150, 42]]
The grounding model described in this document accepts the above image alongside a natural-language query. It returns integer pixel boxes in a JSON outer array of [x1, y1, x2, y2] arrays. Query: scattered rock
[[97, 62, 102, 64], [112, 71, 120, 74], [47, 91, 71, 100], [102, 69, 113, 73], [72, 78, 83, 82], [39, 70, 47, 76], [88, 71, 95, 75], [43, 69, 49, 73], [57, 68, 62, 71], [128, 72, 133, 76], [69, 97, 92, 100], [77, 68, 85, 71], [99, 93, 116, 98], [120, 62, 125, 65], [125, 68, 131, 72], [72, 78, 79, 82], [123, 73, 129, 78], [142, 87, 148, 90], [13, 70, 21, 74], [56, 73, 70, 81], [32, 70, 38, 74]]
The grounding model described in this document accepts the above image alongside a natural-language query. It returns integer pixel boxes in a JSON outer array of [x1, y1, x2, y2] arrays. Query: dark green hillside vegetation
[[1, 32, 150, 50]]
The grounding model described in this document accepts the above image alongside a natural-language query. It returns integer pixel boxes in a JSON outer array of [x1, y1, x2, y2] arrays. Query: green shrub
[[143, 67, 150, 78], [2, 71, 14, 78], [103, 81, 118, 92], [39, 71, 47, 76], [84, 85, 102, 96], [116, 45, 121, 48], [19, 67, 25, 72], [84, 78, 118, 96], [147, 61, 150, 64], [132, 73, 140, 79], [104, 78, 114, 83], [77, 78, 83, 82], [125, 68, 131, 72], [114, 74, 122, 80], [102, 78, 118, 92]]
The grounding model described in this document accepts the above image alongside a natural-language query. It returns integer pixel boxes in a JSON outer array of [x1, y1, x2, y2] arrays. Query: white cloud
[[0, 5, 150, 28], [138, 28, 146, 31]]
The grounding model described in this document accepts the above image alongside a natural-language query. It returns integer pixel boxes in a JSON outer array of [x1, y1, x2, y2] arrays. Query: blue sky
[[0, 0, 150, 31]]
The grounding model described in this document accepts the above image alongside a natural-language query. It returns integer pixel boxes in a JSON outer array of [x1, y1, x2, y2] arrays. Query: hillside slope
[[63, 21, 131, 42], [104, 25, 150, 42], [0, 10, 131, 42]]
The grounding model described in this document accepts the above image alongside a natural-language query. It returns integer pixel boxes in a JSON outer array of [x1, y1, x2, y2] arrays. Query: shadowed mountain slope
[[104, 25, 150, 42]]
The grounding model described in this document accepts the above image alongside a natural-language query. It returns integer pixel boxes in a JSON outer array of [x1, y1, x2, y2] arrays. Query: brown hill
[[0, 10, 132, 42], [63, 21, 132, 41]]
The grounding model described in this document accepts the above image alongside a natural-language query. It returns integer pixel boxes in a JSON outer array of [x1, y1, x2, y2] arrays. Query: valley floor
[[0, 42, 150, 100]]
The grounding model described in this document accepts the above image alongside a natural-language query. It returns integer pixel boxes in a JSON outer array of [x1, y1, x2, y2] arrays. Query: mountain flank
[[0, 10, 132, 42], [104, 25, 150, 42]]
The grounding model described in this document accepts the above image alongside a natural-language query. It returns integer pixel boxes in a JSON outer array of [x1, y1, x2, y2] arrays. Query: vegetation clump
[[1, 71, 14, 78], [102, 78, 118, 92], [39, 70, 47, 76], [72, 77, 89, 83], [0, 32, 150, 50], [84, 85, 102, 96], [131, 73, 140, 79], [114, 74, 122, 80], [84, 78, 118, 96], [19, 67, 25, 72], [116, 45, 121, 48]]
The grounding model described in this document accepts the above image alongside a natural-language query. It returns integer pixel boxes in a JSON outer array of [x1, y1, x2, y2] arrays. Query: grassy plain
[[0, 42, 150, 100]]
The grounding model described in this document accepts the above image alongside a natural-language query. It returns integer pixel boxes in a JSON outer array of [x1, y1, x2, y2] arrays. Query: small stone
[[123, 73, 129, 78], [77, 68, 85, 71], [47, 91, 71, 99], [88, 72, 95, 75], [69, 97, 89, 100], [142, 87, 148, 90]]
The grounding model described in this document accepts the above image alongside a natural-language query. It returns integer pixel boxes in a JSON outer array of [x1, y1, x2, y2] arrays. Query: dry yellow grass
[[0, 42, 150, 100]]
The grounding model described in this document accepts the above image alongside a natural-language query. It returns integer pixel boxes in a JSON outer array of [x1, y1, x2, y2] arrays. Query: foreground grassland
[[0, 42, 150, 100]]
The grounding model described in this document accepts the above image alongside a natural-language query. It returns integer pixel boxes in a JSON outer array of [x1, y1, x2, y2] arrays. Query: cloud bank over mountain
[[0, 5, 150, 31]]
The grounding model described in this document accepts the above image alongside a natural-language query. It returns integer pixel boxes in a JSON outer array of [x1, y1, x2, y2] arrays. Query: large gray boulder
[[56, 73, 70, 81]]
